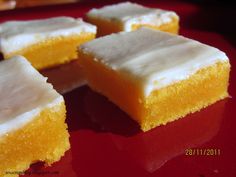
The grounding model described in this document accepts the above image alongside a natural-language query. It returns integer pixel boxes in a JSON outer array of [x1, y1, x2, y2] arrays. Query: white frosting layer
[[0, 56, 63, 136], [80, 28, 229, 97], [87, 2, 178, 31], [0, 17, 96, 54]]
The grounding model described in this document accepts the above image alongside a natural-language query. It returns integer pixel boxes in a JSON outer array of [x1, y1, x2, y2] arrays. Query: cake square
[[78, 28, 230, 131], [86, 2, 179, 36], [0, 17, 96, 70], [0, 56, 70, 176]]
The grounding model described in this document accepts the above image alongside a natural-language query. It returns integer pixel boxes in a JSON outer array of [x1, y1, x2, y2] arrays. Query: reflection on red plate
[[84, 89, 226, 173], [40, 60, 86, 94], [24, 150, 77, 177]]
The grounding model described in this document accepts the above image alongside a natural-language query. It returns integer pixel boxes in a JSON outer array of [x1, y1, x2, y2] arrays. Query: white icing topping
[[0, 17, 96, 54], [80, 28, 229, 97], [87, 2, 178, 31], [0, 56, 63, 136]]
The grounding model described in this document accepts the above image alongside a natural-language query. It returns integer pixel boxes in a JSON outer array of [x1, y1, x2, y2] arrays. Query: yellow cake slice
[[0, 17, 96, 70], [78, 28, 230, 132], [0, 56, 70, 177], [86, 2, 179, 36]]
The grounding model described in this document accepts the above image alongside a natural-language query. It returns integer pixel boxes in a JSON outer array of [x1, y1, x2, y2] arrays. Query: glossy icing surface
[[80, 28, 228, 97], [87, 2, 178, 31], [0, 56, 63, 136], [0, 17, 96, 54]]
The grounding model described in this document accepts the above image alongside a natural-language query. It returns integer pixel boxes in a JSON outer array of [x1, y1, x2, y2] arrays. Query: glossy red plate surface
[[0, 1, 235, 177]]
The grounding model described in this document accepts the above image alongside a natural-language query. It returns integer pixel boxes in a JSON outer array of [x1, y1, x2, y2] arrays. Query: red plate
[[0, 1, 235, 177]]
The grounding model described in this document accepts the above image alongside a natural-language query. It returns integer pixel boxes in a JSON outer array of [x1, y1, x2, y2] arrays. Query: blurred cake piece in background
[[0, 17, 96, 70], [0, 0, 79, 10], [86, 1, 179, 36], [16, 0, 78, 7], [0, 0, 16, 10]]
